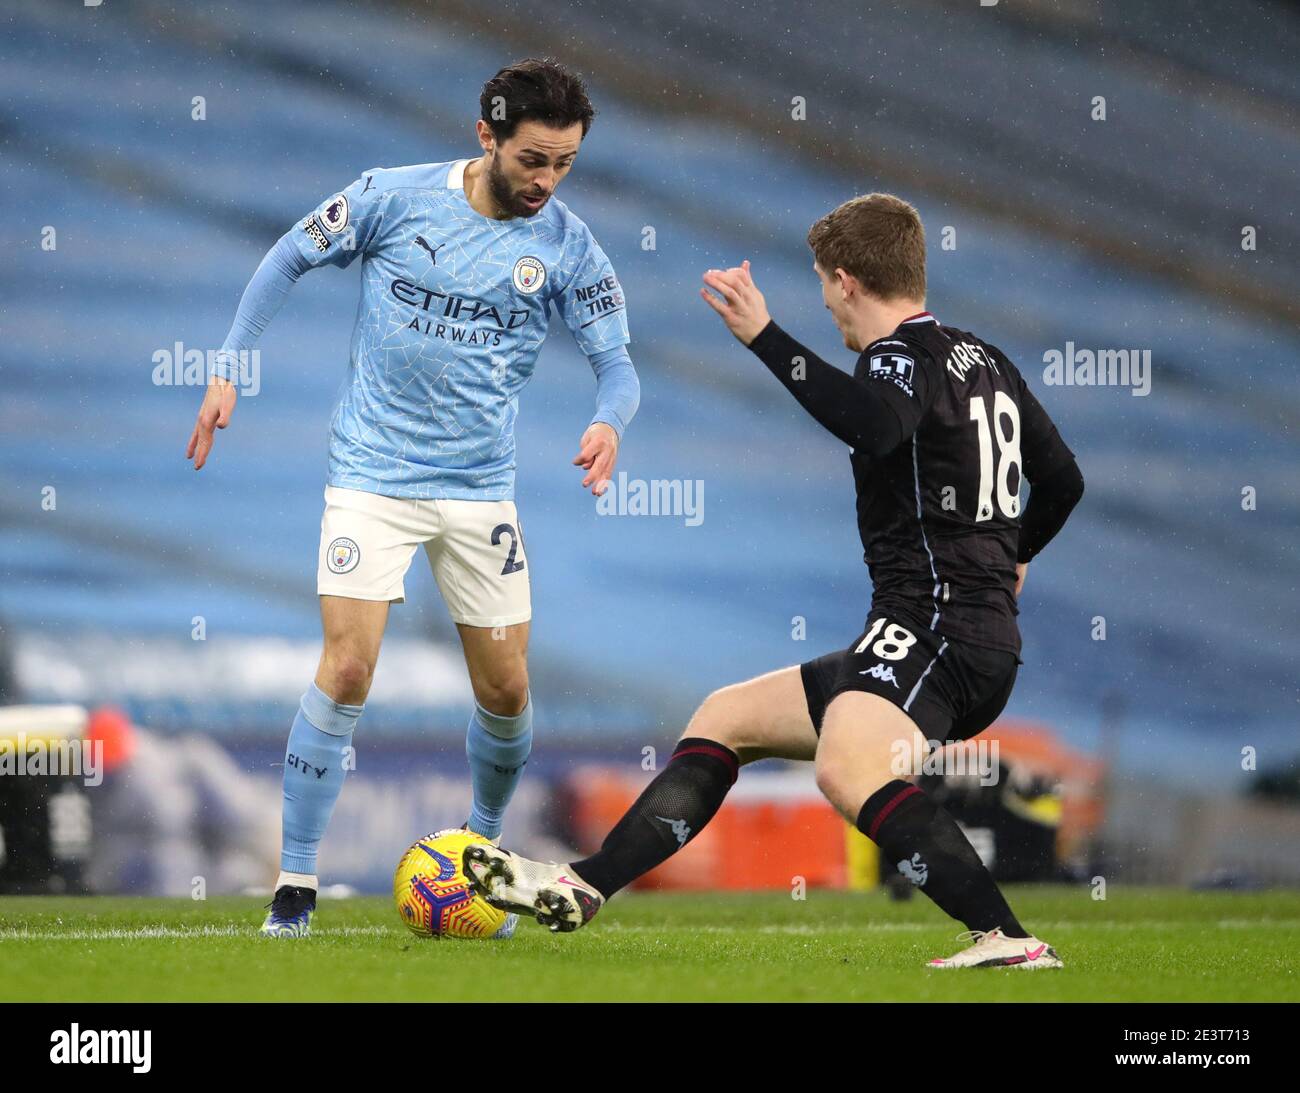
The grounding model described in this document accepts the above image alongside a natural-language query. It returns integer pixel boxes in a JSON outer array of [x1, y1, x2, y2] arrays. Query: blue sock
[[280, 682, 363, 876], [465, 695, 533, 839]]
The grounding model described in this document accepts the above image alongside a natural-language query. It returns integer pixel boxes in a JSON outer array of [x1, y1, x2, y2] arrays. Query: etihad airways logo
[[390, 279, 531, 330]]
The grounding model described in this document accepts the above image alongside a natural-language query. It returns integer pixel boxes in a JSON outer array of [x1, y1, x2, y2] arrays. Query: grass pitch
[[2, 887, 1297, 1002]]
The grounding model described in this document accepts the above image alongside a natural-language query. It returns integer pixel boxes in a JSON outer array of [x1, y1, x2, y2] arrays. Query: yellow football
[[393, 829, 514, 940]]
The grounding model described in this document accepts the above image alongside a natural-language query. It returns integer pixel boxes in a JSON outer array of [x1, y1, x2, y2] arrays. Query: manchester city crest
[[326, 536, 360, 574], [512, 255, 546, 294]]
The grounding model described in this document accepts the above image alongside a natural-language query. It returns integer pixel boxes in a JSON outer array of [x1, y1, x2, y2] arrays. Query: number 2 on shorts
[[491, 523, 526, 576]]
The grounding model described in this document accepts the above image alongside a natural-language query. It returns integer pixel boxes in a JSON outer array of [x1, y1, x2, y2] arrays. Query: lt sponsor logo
[[868, 352, 916, 395], [1042, 342, 1151, 396], [50, 1024, 151, 1073], [0, 733, 103, 787], [153, 342, 260, 395], [595, 472, 704, 527]]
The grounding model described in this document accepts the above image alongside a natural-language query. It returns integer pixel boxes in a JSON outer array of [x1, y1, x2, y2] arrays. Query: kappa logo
[[512, 255, 546, 294], [859, 662, 900, 688], [655, 815, 691, 847], [326, 536, 360, 574], [321, 193, 349, 233], [897, 852, 928, 886]]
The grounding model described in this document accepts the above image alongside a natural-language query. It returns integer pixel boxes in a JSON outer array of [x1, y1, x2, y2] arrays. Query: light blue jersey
[[223, 159, 633, 500]]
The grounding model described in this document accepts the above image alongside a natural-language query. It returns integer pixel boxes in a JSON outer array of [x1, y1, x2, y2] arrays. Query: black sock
[[571, 738, 739, 898], [858, 780, 1028, 938]]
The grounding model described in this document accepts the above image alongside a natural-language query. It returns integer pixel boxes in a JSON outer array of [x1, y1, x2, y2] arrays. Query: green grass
[[2, 887, 1298, 1001]]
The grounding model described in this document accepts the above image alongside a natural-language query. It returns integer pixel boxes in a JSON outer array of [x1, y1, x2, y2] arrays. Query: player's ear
[[475, 119, 495, 155], [834, 267, 855, 300]]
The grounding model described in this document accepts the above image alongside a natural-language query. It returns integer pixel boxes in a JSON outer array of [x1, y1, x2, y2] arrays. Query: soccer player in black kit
[[465, 194, 1085, 969]]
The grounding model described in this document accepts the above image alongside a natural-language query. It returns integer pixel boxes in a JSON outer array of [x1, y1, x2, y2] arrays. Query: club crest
[[327, 536, 360, 574], [512, 255, 546, 294]]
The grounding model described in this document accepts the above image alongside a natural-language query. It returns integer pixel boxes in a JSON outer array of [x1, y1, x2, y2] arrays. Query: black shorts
[[800, 612, 1019, 743]]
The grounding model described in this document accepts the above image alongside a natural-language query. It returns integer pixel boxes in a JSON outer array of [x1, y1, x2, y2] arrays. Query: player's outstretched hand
[[573, 422, 619, 496], [186, 375, 237, 471], [700, 259, 771, 346]]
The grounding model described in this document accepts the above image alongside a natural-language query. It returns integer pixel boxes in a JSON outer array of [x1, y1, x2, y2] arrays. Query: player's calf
[[819, 691, 1034, 953]]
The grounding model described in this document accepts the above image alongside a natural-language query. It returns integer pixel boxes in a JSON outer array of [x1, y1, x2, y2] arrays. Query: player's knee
[[475, 672, 529, 718], [813, 754, 844, 808], [318, 651, 376, 704], [682, 688, 744, 752], [815, 741, 897, 816]]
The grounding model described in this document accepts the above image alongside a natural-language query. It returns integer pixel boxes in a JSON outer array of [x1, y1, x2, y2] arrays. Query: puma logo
[[415, 235, 445, 263]]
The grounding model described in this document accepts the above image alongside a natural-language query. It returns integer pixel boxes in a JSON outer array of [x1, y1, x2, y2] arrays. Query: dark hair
[[480, 58, 595, 142], [807, 193, 927, 301]]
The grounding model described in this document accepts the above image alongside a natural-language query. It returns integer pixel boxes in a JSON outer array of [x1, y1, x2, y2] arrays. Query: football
[[393, 829, 515, 940]]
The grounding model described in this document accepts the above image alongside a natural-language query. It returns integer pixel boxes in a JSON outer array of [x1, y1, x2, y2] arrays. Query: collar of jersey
[[449, 157, 533, 227]]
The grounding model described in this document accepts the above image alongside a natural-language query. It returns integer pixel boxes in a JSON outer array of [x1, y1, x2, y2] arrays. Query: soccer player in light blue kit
[[185, 60, 639, 937]]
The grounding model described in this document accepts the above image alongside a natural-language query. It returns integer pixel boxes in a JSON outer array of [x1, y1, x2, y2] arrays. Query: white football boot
[[462, 844, 604, 933], [927, 928, 1063, 969]]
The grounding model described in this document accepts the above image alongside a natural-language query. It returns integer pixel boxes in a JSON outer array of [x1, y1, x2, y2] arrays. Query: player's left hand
[[573, 422, 619, 496], [1014, 562, 1028, 597], [700, 260, 771, 345]]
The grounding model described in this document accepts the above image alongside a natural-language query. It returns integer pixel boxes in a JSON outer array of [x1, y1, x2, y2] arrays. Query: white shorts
[[317, 486, 531, 628]]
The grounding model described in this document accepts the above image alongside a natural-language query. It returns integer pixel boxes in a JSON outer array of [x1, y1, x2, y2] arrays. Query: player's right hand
[[700, 259, 771, 345], [186, 374, 237, 470]]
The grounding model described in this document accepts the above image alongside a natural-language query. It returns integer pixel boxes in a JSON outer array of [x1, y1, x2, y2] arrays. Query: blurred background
[[1, 0, 1297, 896]]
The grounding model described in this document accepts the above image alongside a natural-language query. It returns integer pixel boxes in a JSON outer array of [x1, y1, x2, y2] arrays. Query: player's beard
[[487, 155, 548, 218]]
